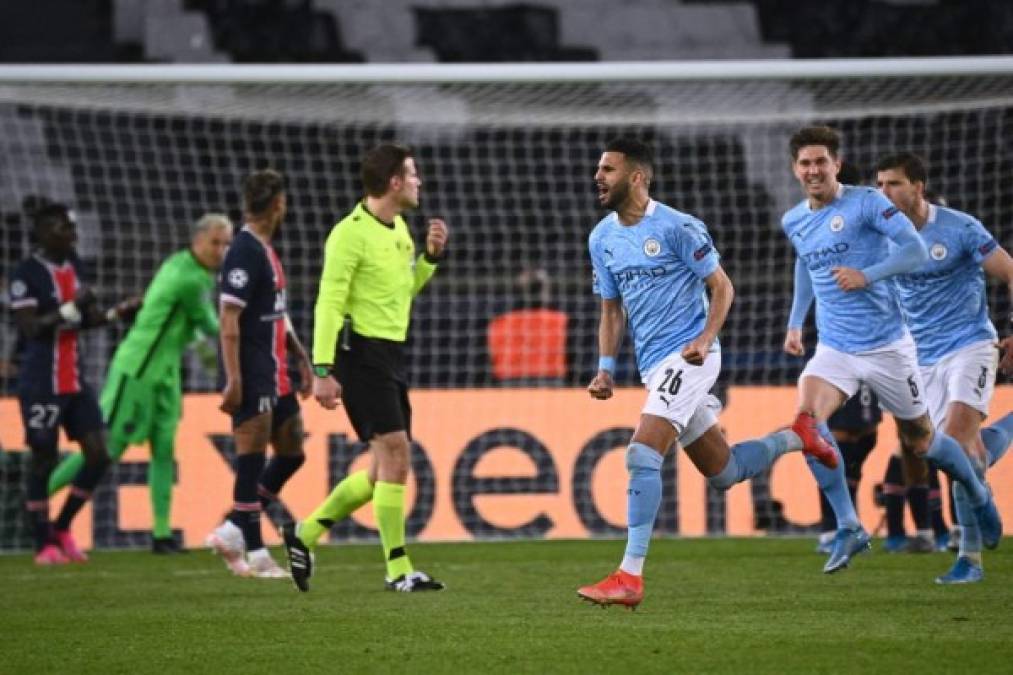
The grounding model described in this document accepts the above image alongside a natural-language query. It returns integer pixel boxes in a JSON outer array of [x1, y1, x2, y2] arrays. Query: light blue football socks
[[981, 412, 1012, 467], [708, 430, 798, 491], [806, 422, 860, 531], [622, 442, 664, 569], [925, 429, 989, 506]]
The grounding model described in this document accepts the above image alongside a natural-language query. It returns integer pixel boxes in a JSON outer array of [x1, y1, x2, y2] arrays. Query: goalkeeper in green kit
[[48, 214, 234, 553]]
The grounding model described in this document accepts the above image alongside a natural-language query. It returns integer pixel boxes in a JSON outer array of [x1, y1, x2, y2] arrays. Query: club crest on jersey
[[9, 280, 27, 298], [228, 268, 249, 288], [643, 238, 662, 257], [829, 215, 845, 232], [930, 243, 948, 260]]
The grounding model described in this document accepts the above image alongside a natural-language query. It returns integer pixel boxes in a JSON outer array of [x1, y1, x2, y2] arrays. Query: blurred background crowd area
[[2, 0, 1012, 64]]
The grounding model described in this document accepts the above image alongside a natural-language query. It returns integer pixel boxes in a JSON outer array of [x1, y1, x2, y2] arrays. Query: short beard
[[603, 182, 630, 211]]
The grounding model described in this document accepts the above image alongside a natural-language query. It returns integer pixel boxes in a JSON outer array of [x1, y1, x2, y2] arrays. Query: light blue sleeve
[[788, 258, 814, 329], [862, 225, 928, 284], [671, 218, 719, 279], [961, 216, 999, 264], [864, 188, 916, 238], [589, 232, 619, 299]]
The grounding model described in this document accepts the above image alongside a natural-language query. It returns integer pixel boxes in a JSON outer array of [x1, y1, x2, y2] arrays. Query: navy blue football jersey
[[8, 253, 88, 395], [218, 227, 291, 397]]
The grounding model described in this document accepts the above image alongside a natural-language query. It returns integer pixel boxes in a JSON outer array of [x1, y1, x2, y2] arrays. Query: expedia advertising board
[[1, 387, 1010, 549]]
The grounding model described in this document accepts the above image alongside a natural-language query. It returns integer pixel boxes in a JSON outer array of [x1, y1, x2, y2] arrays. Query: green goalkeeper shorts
[[100, 366, 181, 447]]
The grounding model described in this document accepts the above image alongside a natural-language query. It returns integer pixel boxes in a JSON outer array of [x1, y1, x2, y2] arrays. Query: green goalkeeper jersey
[[111, 249, 218, 384], [313, 201, 437, 365]]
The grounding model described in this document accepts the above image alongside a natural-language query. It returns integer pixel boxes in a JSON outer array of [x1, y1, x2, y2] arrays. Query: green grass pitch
[[3, 537, 1012, 674]]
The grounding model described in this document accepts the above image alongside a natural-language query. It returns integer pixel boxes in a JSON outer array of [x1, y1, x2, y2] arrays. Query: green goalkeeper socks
[[47, 441, 128, 495], [149, 427, 175, 539], [298, 470, 374, 549], [374, 481, 413, 580], [47, 453, 84, 495]]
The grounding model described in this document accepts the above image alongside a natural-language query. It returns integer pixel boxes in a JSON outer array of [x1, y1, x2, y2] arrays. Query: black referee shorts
[[336, 331, 411, 443]]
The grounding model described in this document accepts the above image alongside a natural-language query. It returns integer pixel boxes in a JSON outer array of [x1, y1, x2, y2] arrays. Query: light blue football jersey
[[893, 204, 998, 366], [589, 199, 720, 378], [782, 184, 918, 354]]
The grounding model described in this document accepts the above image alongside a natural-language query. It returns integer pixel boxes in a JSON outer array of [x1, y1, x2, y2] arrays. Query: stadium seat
[[144, 12, 227, 63], [0, 0, 117, 62], [414, 5, 597, 62]]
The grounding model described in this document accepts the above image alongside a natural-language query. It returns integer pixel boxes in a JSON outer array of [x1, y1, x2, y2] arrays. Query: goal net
[[1, 59, 1011, 551]]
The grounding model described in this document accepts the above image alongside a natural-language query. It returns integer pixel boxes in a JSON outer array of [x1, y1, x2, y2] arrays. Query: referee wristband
[[598, 356, 616, 374], [312, 365, 332, 378]]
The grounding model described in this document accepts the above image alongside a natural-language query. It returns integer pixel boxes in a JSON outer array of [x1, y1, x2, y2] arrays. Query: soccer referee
[[283, 143, 447, 592], [48, 213, 233, 553]]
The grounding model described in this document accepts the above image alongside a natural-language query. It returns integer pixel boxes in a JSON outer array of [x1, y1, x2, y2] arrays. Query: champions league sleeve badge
[[227, 268, 249, 288]]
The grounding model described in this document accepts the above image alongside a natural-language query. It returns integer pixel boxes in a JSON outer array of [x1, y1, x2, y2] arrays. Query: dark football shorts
[[231, 390, 300, 430], [19, 383, 105, 451], [335, 331, 411, 443], [828, 385, 882, 433]]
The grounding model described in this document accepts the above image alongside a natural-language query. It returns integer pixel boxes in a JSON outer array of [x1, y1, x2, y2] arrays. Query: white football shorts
[[641, 348, 721, 438], [920, 339, 998, 427], [801, 332, 927, 420]]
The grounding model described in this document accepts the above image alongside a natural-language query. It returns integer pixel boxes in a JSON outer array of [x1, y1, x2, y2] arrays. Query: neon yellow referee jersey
[[312, 201, 437, 365]]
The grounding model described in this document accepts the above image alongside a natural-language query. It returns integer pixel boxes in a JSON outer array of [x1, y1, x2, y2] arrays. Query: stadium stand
[[557, 0, 788, 61], [3, 1, 1013, 64], [0, 0, 119, 63], [414, 4, 597, 62], [186, 0, 365, 63], [744, 0, 1013, 58]]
